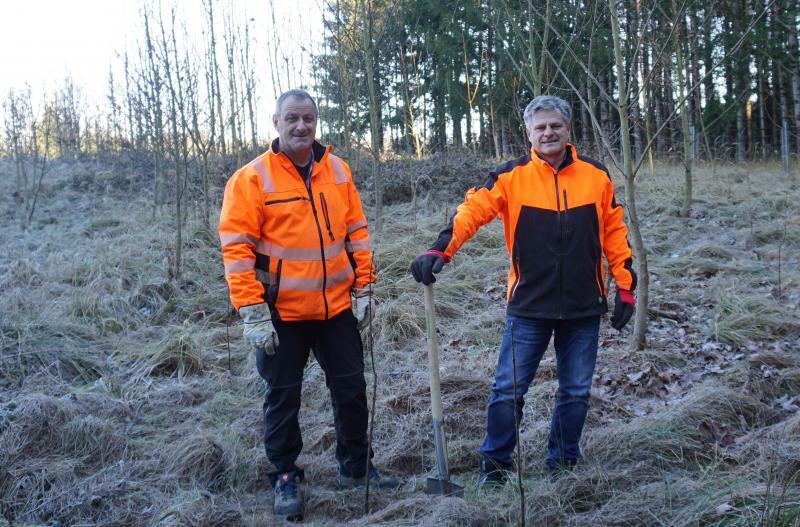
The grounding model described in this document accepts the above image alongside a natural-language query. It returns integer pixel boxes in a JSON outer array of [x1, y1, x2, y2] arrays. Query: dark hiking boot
[[545, 457, 578, 482], [476, 456, 512, 489], [339, 466, 400, 490], [274, 471, 304, 521]]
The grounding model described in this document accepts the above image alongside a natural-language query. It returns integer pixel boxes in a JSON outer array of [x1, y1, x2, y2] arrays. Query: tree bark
[[609, 0, 649, 350], [674, 0, 693, 218], [361, 0, 383, 233]]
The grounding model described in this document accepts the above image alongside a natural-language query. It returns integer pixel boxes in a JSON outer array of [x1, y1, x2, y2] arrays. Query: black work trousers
[[255, 309, 371, 480]]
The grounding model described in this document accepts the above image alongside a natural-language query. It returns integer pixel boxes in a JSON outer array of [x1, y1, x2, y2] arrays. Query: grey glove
[[352, 284, 374, 331], [239, 303, 278, 355]]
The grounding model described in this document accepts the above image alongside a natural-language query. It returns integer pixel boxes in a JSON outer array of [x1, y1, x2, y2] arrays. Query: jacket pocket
[[265, 196, 305, 206], [595, 257, 605, 297], [319, 192, 335, 241], [563, 190, 572, 234], [509, 244, 521, 301], [267, 259, 282, 308]]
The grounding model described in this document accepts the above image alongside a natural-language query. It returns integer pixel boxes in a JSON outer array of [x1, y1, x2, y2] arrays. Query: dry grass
[[1, 157, 799, 526]]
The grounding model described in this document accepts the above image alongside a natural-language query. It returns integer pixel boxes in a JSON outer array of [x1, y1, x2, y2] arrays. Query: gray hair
[[274, 89, 318, 117], [523, 95, 572, 131]]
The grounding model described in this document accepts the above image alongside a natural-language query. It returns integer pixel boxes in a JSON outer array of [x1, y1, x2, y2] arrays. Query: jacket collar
[[530, 143, 576, 172], [270, 138, 330, 165]]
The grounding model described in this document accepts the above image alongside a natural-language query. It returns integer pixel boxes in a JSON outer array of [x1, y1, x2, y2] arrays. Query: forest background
[[1, 0, 799, 525]]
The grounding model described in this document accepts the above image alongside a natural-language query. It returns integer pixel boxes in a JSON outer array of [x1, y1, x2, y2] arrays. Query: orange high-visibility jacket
[[219, 140, 374, 321], [431, 144, 635, 320]]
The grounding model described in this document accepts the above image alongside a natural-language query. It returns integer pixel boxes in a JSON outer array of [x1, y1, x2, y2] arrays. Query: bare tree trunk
[[21, 100, 52, 228], [674, 0, 693, 217], [488, 22, 501, 160], [599, 73, 611, 154], [3, 90, 27, 208], [735, 0, 751, 163], [241, 21, 258, 153], [586, 10, 605, 160], [205, 0, 226, 157], [160, 7, 193, 279], [640, 16, 655, 177], [462, 29, 483, 153], [790, 0, 800, 157], [226, 25, 240, 166], [361, 0, 383, 233], [609, 0, 649, 350], [490, 98, 500, 160], [779, 70, 795, 187], [689, 8, 712, 164], [144, 9, 165, 216], [758, 62, 768, 159]]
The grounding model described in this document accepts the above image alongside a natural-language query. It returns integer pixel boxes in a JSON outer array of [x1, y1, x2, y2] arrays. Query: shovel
[[423, 284, 465, 497]]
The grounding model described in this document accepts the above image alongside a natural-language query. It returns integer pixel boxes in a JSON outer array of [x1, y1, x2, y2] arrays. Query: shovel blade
[[426, 477, 464, 497]]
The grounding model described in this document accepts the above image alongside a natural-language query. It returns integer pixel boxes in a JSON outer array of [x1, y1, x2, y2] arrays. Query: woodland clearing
[[1, 154, 799, 526]]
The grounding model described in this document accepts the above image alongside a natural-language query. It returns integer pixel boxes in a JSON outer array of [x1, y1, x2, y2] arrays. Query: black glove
[[409, 250, 446, 285], [610, 289, 635, 330]]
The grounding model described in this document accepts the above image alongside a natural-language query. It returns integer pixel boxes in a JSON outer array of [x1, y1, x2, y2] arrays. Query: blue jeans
[[479, 314, 600, 468]]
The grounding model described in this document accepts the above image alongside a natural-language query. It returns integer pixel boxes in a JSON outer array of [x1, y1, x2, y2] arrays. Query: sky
[[0, 0, 140, 101], [0, 0, 323, 108]]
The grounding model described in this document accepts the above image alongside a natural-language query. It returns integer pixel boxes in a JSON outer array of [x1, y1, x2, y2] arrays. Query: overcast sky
[[0, 0, 323, 108]]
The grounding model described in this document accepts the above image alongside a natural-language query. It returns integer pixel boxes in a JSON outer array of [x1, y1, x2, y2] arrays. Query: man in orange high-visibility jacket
[[219, 89, 398, 521], [410, 95, 636, 485]]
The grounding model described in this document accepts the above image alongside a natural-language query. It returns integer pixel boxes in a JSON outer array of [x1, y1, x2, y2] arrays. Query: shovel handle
[[424, 284, 444, 423]]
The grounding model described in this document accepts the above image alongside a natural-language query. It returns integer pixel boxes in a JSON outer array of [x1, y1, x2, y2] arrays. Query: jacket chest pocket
[[261, 192, 311, 237], [315, 185, 347, 240]]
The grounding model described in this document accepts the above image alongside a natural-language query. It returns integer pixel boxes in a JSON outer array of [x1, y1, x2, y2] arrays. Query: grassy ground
[[1, 155, 799, 526]]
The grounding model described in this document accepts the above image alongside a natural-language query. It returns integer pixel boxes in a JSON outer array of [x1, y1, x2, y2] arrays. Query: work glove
[[610, 289, 635, 331], [409, 250, 447, 285], [352, 284, 375, 331], [239, 302, 279, 355]]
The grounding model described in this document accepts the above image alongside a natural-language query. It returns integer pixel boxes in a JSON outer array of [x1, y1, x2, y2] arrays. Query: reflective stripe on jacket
[[431, 144, 634, 320], [219, 139, 374, 321]]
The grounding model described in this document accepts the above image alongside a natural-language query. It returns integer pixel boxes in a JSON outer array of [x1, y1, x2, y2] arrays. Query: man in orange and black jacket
[[219, 89, 397, 521], [410, 95, 636, 484]]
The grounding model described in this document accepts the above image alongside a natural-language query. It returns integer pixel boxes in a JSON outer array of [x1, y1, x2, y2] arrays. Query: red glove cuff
[[422, 249, 450, 263], [618, 289, 635, 305]]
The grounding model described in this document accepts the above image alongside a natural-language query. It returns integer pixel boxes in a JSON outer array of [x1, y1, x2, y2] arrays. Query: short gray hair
[[274, 89, 318, 118], [523, 95, 572, 131]]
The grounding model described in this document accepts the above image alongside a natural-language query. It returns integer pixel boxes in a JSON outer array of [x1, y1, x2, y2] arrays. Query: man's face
[[527, 109, 570, 163], [273, 96, 317, 159]]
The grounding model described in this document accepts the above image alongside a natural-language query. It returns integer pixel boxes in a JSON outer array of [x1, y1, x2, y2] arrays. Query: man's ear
[[272, 115, 279, 129]]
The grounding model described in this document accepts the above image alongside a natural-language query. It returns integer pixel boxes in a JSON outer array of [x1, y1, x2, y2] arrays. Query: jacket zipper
[[563, 190, 571, 234], [307, 181, 329, 319], [264, 196, 306, 206], [553, 172, 563, 319], [319, 192, 335, 241]]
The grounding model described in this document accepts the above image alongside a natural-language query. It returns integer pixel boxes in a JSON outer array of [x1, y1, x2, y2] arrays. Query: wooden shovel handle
[[424, 284, 443, 422]]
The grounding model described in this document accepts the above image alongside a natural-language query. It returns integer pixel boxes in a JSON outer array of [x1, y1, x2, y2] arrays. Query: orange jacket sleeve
[[340, 161, 375, 288], [218, 167, 266, 309], [601, 178, 635, 291], [436, 178, 507, 260]]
